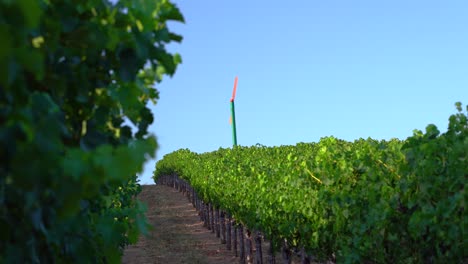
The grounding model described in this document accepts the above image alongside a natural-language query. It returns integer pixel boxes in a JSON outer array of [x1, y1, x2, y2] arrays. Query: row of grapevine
[[153, 103, 466, 263], [157, 173, 281, 263]]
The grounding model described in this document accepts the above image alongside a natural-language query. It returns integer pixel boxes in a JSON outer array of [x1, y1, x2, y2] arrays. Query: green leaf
[[118, 48, 139, 82], [18, 0, 42, 27], [158, 2, 185, 23], [0, 25, 12, 61], [169, 32, 183, 42]]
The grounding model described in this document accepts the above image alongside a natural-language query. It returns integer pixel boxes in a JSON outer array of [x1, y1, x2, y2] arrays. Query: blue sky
[[139, 0, 467, 184]]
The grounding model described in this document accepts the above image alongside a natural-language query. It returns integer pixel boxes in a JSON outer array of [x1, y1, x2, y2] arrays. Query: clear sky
[[138, 0, 467, 184]]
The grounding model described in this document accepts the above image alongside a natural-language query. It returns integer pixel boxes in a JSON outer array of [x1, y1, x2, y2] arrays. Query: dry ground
[[122, 185, 238, 264]]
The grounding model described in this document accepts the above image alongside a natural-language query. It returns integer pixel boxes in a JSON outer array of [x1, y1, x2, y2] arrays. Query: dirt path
[[122, 185, 238, 264]]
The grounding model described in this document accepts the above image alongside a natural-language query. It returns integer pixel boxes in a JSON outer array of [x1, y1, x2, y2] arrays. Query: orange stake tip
[[231, 76, 238, 101]]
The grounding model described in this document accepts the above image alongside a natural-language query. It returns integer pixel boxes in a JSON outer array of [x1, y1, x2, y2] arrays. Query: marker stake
[[230, 77, 238, 146]]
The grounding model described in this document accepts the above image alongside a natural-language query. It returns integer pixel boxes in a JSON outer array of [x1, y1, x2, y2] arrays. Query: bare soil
[[122, 185, 238, 264]]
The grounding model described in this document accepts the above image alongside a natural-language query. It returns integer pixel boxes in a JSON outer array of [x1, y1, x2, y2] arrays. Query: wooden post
[[210, 204, 215, 233], [281, 239, 291, 264], [226, 214, 232, 249], [246, 229, 253, 264], [300, 247, 311, 264], [255, 232, 263, 264], [233, 221, 238, 257], [221, 211, 227, 244], [267, 238, 276, 264], [216, 207, 220, 238], [204, 203, 210, 229], [239, 225, 245, 264]]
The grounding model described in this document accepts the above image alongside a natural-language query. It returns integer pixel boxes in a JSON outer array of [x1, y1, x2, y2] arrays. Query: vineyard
[[153, 104, 467, 263], [1, 0, 466, 263]]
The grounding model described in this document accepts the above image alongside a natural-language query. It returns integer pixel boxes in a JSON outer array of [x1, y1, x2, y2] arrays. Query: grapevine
[[0, 0, 184, 262], [154, 103, 467, 263]]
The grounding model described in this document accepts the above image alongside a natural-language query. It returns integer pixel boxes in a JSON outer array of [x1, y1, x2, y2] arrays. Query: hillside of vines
[[154, 103, 467, 263]]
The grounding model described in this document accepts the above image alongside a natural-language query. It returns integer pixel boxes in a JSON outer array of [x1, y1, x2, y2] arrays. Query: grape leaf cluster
[[0, 0, 183, 262]]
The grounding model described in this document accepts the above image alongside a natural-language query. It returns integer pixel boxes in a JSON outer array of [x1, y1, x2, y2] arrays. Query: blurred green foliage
[[0, 0, 183, 262]]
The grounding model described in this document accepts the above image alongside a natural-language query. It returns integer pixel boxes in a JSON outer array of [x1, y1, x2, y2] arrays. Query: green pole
[[230, 100, 238, 146]]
